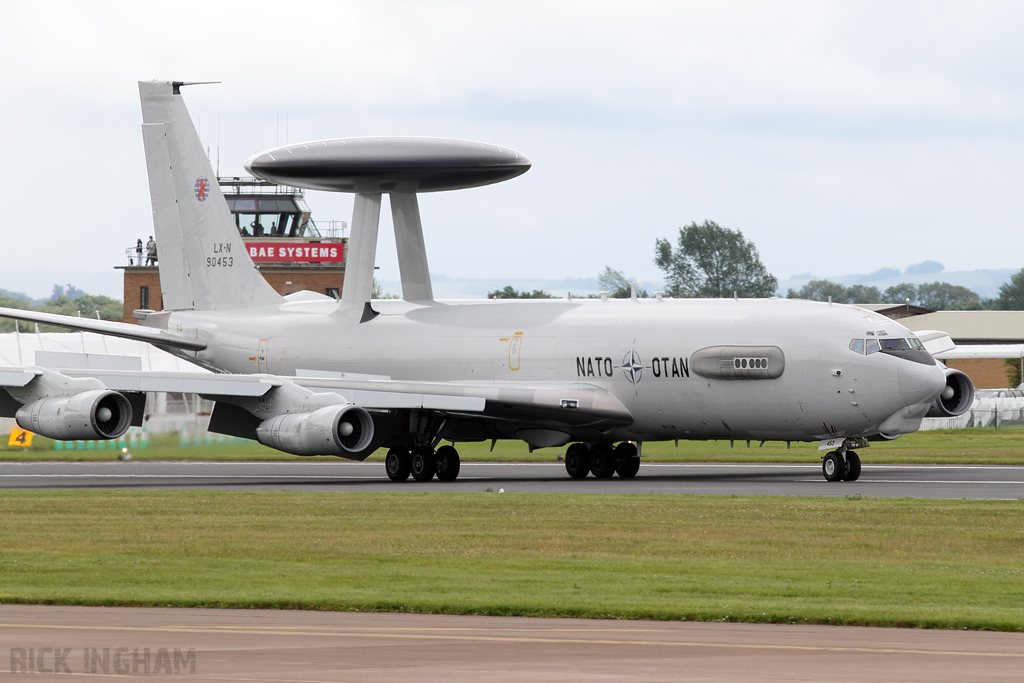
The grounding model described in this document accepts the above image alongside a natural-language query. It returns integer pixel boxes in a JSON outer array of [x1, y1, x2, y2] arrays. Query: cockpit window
[[880, 338, 911, 351], [850, 337, 933, 364], [852, 337, 924, 354]]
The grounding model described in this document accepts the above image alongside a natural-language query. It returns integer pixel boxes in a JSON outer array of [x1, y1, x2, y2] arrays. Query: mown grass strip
[[0, 491, 1021, 630], [3, 428, 1024, 464]]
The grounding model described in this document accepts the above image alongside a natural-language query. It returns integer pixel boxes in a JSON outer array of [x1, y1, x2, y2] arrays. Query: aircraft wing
[[0, 307, 206, 351], [914, 330, 957, 356], [0, 367, 632, 430], [290, 375, 633, 428]]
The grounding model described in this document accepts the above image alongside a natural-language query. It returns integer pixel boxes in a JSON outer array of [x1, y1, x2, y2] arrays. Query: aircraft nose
[[898, 359, 946, 407]]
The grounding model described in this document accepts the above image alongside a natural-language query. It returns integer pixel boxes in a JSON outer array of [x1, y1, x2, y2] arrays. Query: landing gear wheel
[[435, 445, 461, 482], [385, 448, 411, 482], [411, 448, 436, 481], [564, 443, 591, 479], [843, 451, 861, 481], [614, 442, 640, 478], [822, 451, 844, 482], [590, 444, 617, 478]]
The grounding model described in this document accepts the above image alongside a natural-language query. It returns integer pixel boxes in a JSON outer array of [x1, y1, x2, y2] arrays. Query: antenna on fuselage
[[244, 137, 531, 320]]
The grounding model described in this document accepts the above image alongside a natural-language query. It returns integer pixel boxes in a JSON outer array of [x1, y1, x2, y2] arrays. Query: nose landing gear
[[822, 448, 862, 482]]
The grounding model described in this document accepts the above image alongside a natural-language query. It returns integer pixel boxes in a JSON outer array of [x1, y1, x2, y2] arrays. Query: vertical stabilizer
[[138, 81, 282, 311]]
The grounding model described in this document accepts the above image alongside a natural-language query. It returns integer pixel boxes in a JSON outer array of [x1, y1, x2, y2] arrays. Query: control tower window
[[325, 287, 339, 299], [139, 286, 149, 310]]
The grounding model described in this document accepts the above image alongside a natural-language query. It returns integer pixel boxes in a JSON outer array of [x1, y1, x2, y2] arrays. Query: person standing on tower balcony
[[145, 236, 157, 266], [134, 238, 143, 266]]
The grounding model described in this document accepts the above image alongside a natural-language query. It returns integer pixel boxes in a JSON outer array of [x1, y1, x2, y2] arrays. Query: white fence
[[920, 396, 1024, 430]]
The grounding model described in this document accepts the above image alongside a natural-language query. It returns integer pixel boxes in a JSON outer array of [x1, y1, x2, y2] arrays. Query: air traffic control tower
[[117, 177, 347, 322]]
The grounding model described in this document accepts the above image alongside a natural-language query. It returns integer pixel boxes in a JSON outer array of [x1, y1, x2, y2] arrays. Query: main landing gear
[[386, 445, 461, 482], [564, 442, 641, 479], [822, 449, 861, 482]]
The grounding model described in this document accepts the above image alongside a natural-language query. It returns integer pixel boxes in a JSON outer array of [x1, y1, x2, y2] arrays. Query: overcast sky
[[3, 1, 1023, 298]]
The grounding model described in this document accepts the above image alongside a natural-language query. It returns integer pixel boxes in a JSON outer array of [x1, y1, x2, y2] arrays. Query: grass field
[[3, 428, 1024, 465], [1, 491, 1022, 630]]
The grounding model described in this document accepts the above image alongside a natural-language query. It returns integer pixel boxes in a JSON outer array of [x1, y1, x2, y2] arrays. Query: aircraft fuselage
[[160, 295, 946, 444]]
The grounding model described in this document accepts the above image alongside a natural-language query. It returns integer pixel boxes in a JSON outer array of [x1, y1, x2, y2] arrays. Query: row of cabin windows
[[848, 337, 925, 355]]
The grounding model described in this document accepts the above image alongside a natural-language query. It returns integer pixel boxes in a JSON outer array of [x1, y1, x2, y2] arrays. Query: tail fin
[[138, 81, 282, 311]]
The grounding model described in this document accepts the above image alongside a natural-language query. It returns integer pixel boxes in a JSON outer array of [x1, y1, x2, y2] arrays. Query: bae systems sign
[[247, 243, 344, 263]]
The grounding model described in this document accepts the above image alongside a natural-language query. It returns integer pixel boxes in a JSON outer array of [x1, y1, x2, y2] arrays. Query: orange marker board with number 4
[[8, 427, 33, 447]]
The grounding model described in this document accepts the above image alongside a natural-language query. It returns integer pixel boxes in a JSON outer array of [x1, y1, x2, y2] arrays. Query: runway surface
[[2, 604, 1022, 682], [2, 460, 1024, 498]]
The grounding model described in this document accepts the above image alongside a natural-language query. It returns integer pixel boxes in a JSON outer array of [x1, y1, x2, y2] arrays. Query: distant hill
[[0, 288, 38, 305]]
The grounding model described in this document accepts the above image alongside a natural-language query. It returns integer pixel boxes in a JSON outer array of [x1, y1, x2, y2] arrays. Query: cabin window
[[849, 339, 865, 354], [908, 338, 925, 350], [865, 338, 881, 355]]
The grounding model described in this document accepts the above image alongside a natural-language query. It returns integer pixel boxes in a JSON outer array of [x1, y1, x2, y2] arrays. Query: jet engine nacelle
[[256, 404, 374, 456], [16, 389, 132, 441], [926, 368, 975, 418]]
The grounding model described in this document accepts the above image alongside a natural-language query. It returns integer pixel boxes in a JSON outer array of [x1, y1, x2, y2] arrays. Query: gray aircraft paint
[[0, 81, 953, 462]]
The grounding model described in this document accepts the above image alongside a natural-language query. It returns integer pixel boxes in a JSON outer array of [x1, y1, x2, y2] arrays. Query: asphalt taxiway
[[1, 604, 1021, 682], [2, 461, 1023, 498]]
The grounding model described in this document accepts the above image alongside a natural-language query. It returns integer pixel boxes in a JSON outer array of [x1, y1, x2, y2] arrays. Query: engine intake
[[16, 390, 132, 440], [256, 404, 374, 456], [926, 368, 975, 418]]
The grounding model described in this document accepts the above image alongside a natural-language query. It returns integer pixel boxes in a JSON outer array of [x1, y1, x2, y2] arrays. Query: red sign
[[247, 243, 344, 263]]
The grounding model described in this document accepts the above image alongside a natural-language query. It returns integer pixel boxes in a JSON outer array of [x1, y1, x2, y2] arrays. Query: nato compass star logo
[[194, 177, 210, 202], [616, 347, 649, 394]]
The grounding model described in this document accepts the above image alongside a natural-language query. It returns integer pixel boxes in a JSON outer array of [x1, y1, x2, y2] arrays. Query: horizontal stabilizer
[[0, 307, 207, 351]]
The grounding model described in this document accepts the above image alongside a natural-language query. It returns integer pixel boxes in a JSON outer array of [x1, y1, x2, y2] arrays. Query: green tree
[[0, 295, 31, 333], [883, 283, 919, 305], [598, 266, 648, 298], [371, 278, 398, 299], [40, 294, 123, 321], [0, 287, 124, 334], [845, 284, 882, 304], [487, 286, 555, 299], [654, 220, 778, 298], [1005, 357, 1022, 388], [995, 268, 1024, 310], [787, 279, 850, 302], [916, 282, 980, 310]]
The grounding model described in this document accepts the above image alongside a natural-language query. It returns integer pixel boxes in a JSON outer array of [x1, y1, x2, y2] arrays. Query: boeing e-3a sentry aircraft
[[0, 81, 976, 483]]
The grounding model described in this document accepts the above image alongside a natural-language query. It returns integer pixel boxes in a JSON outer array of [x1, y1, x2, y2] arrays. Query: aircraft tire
[[436, 445, 461, 482], [385, 448, 411, 482], [843, 451, 862, 481], [822, 451, 844, 482], [614, 442, 640, 478], [565, 443, 591, 479], [590, 444, 617, 478], [411, 448, 437, 481]]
